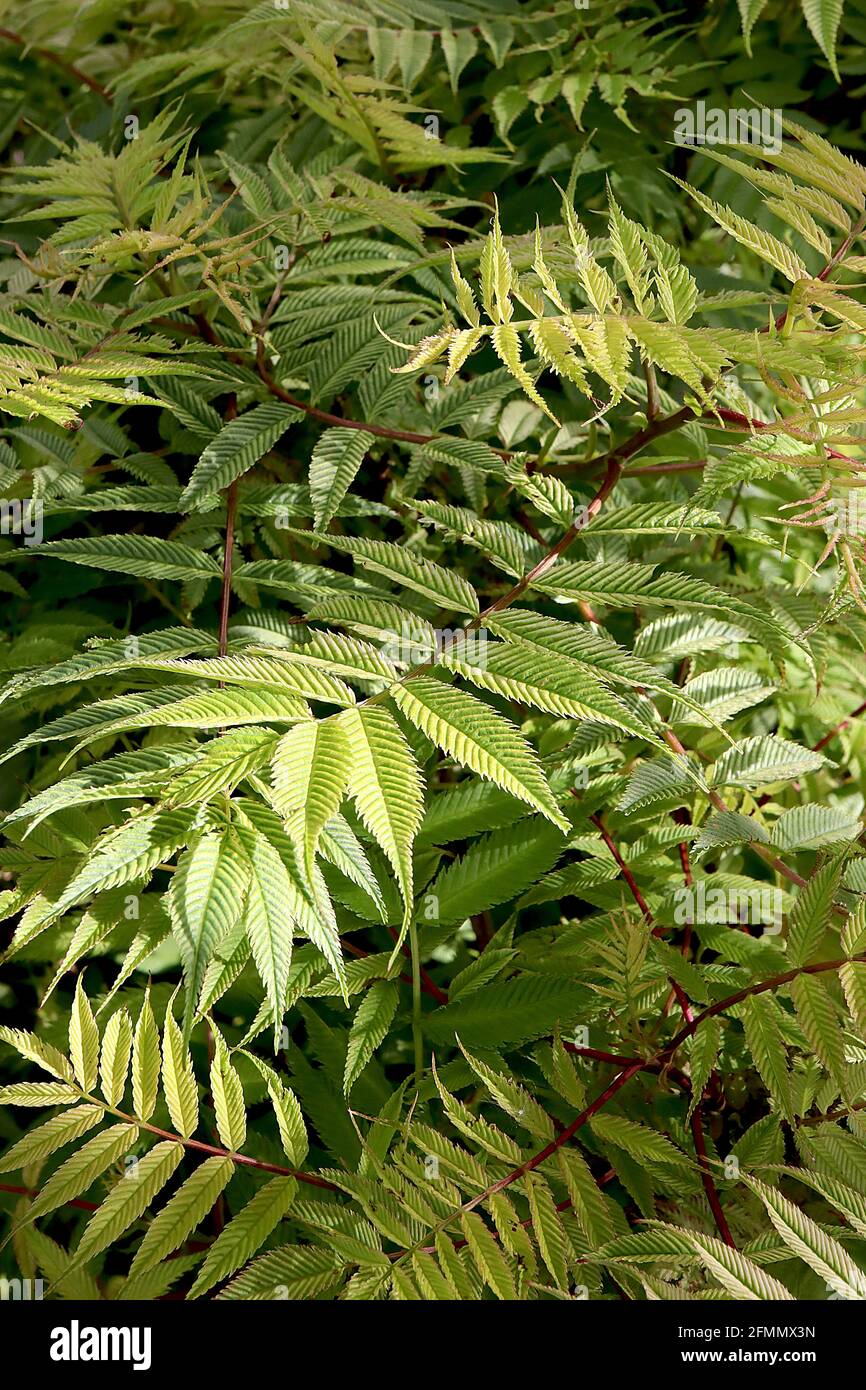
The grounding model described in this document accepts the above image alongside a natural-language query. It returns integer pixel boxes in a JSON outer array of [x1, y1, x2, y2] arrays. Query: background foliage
[[2, 0, 866, 1302]]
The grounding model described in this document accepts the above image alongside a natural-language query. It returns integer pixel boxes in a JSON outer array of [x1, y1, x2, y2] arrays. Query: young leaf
[[344, 981, 399, 1094], [745, 1175, 866, 1298], [69, 976, 99, 1094], [168, 831, 250, 1037], [389, 676, 568, 832], [162, 1004, 199, 1140], [132, 992, 161, 1123], [68, 1140, 184, 1272], [339, 704, 424, 938], [128, 1155, 235, 1278], [271, 719, 353, 883], [231, 824, 295, 1052], [27, 1124, 139, 1223], [209, 1027, 247, 1153], [188, 1175, 298, 1299], [681, 1227, 795, 1300], [99, 1008, 133, 1109]]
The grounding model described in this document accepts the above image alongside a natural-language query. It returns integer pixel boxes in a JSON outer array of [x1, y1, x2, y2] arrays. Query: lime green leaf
[[0, 1083, 80, 1106], [99, 1008, 133, 1109], [168, 831, 250, 1038], [162, 1003, 199, 1139], [801, 0, 843, 81], [523, 1172, 570, 1288], [217, 1243, 343, 1300], [210, 1027, 247, 1152], [132, 992, 161, 1123], [741, 994, 793, 1121], [188, 1175, 298, 1299], [241, 1052, 308, 1166], [129, 1155, 234, 1278], [69, 977, 99, 1094], [0, 1104, 104, 1175], [745, 1175, 866, 1298], [271, 719, 353, 883], [339, 704, 424, 937], [712, 736, 827, 788], [68, 1140, 184, 1271], [682, 1226, 795, 1300], [0, 1025, 75, 1084], [232, 824, 295, 1052], [459, 1211, 517, 1300], [27, 1123, 139, 1222], [344, 981, 399, 1094], [389, 676, 568, 832]]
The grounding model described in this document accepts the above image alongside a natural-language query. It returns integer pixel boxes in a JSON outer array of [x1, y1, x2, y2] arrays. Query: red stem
[[0, 27, 111, 102], [455, 948, 866, 1224], [584, 816, 734, 1242], [691, 1110, 736, 1247], [589, 814, 653, 924], [463, 1063, 647, 1210], [0, 1181, 98, 1212], [661, 951, 866, 1059], [711, 408, 857, 466], [813, 698, 866, 752]]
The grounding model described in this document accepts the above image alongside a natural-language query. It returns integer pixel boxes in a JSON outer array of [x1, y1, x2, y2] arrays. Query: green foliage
[[2, 0, 866, 1305]]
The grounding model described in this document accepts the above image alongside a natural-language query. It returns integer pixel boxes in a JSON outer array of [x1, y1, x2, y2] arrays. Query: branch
[[0, 1181, 98, 1212], [445, 948, 866, 1228], [564, 1043, 693, 1095], [659, 724, 812, 896], [624, 459, 707, 476], [542, 401, 696, 478], [589, 811, 734, 1245], [643, 359, 660, 421], [813, 698, 866, 752], [462, 1062, 648, 1209], [710, 408, 860, 468], [589, 813, 653, 925], [690, 1109, 736, 1247], [660, 950, 866, 1060], [185, 209, 866, 489], [0, 27, 112, 102], [189, 306, 520, 462], [797, 1100, 866, 1128], [360, 453, 625, 701], [815, 213, 866, 284], [548, 215, 866, 482], [479, 454, 623, 617], [256, 341, 439, 447], [102, 1102, 339, 1192]]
